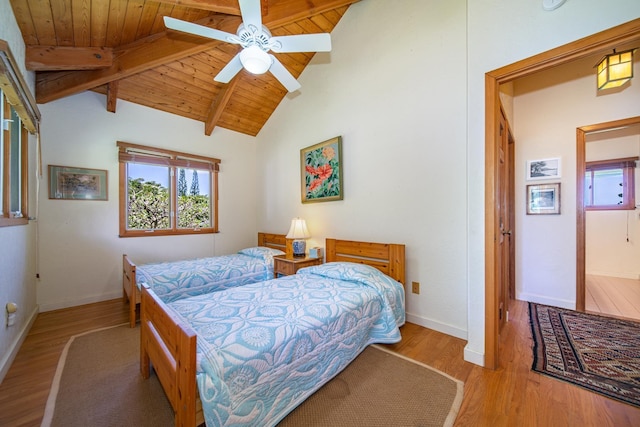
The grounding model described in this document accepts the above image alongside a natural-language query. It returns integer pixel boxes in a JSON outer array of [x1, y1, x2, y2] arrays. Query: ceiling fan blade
[[214, 53, 244, 83], [238, 0, 262, 31], [270, 34, 332, 53], [164, 16, 238, 43], [268, 55, 301, 92]]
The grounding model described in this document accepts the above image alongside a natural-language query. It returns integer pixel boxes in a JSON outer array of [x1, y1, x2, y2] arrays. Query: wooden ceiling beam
[[149, 0, 359, 25], [35, 0, 359, 104], [35, 14, 241, 104], [261, 0, 358, 28], [205, 77, 239, 136], [152, 0, 242, 15], [106, 81, 118, 113], [26, 46, 114, 71]]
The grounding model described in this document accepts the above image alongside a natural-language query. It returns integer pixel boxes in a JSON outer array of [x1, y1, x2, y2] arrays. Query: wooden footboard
[[140, 284, 203, 427], [123, 254, 138, 328]]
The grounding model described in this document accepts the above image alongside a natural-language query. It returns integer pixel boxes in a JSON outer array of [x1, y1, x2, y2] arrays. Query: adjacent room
[[1, 0, 640, 425]]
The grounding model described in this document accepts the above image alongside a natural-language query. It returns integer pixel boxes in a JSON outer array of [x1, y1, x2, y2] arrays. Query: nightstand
[[273, 255, 322, 278]]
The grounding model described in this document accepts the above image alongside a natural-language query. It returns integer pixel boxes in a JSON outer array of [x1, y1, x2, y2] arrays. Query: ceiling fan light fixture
[[163, 0, 331, 91], [240, 45, 272, 75], [596, 48, 635, 90]]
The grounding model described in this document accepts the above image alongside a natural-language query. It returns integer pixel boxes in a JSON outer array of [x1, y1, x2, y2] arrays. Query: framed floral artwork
[[300, 136, 343, 203]]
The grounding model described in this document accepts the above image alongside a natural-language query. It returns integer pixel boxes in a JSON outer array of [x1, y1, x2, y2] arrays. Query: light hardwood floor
[[586, 274, 640, 321], [1, 298, 639, 426]]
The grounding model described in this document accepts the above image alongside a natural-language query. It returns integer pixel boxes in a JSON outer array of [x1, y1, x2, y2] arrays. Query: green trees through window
[[127, 173, 170, 230], [118, 142, 219, 237]]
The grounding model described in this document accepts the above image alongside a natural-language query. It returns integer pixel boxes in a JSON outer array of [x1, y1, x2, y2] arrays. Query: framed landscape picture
[[527, 183, 560, 215], [526, 158, 561, 180], [48, 165, 108, 200], [300, 136, 343, 203]]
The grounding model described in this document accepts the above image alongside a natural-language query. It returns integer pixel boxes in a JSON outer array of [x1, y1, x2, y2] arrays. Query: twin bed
[[123, 232, 287, 327], [139, 238, 406, 427]]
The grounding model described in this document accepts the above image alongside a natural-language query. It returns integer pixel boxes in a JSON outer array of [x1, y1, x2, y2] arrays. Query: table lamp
[[286, 218, 311, 257]]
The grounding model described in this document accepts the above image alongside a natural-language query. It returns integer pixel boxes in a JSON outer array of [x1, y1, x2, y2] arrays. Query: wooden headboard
[[325, 238, 406, 284], [257, 232, 287, 251]]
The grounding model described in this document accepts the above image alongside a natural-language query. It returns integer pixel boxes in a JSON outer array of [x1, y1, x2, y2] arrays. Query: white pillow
[[237, 246, 285, 262]]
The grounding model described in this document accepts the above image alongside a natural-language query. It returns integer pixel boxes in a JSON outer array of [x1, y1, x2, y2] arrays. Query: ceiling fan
[[163, 0, 332, 92]]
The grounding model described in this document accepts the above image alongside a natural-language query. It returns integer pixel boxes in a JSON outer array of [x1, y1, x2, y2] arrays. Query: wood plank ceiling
[[8, 0, 358, 136]]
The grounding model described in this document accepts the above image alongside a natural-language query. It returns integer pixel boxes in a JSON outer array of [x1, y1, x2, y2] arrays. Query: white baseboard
[[463, 345, 485, 367], [516, 292, 574, 310], [586, 271, 640, 280], [0, 305, 39, 384], [405, 312, 467, 340], [38, 291, 123, 313]]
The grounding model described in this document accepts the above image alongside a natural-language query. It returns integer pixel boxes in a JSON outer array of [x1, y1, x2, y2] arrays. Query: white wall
[[585, 129, 640, 279], [513, 52, 640, 308], [0, 0, 38, 382], [36, 92, 259, 311], [256, 0, 470, 340], [256, 0, 640, 365]]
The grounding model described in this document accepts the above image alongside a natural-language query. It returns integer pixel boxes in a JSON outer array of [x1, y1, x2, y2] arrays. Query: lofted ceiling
[[9, 0, 359, 136]]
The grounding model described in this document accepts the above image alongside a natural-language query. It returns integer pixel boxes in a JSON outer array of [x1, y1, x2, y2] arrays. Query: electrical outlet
[[411, 281, 420, 294]]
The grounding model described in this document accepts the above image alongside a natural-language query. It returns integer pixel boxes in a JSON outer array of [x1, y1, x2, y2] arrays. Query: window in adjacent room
[[117, 141, 220, 237], [0, 91, 29, 227], [584, 157, 637, 210]]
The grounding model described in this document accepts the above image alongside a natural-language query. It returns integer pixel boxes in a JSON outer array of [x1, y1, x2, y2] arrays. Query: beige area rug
[[43, 325, 464, 427], [42, 324, 174, 427]]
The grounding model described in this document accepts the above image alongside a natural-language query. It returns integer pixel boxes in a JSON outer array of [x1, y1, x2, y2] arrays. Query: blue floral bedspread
[[167, 262, 405, 427], [136, 247, 284, 303]]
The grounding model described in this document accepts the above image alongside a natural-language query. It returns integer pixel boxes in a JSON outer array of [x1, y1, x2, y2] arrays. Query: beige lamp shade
[[286, 218, 311, 239]]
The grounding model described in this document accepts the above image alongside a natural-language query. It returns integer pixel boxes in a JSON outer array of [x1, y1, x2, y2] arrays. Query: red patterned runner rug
[[529, 302, 640, 407]]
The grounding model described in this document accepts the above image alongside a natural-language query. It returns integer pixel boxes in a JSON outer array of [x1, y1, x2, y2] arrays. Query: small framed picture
[[526, 158, 561, 180], [48, 165, 108, 200], [527, 183, 560, 215]]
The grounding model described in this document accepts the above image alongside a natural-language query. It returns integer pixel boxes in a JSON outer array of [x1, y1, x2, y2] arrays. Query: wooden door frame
[[576, 116, 640, 312], [508, 128, 516, 302], [484, 18, 640, 370]]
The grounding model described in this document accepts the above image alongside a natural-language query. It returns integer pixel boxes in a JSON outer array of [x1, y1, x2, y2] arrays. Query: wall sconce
[[286, 218, 311, 257], [596, 48, 635, 90]]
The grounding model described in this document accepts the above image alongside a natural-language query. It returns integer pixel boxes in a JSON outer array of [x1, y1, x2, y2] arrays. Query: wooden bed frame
[[123, 232, 286, 328], [140, 238, 405, 427]]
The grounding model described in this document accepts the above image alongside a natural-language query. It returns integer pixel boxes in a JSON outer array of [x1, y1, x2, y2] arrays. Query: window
[[584, 157, 637, 210], [0, 91, 29, 227], [0, 40, 39, 228], [117, 141, 220, 237]]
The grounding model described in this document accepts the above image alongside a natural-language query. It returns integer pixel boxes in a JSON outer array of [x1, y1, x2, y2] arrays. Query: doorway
[[484, 18, 640, 370], [576, 117, 640, 319]]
